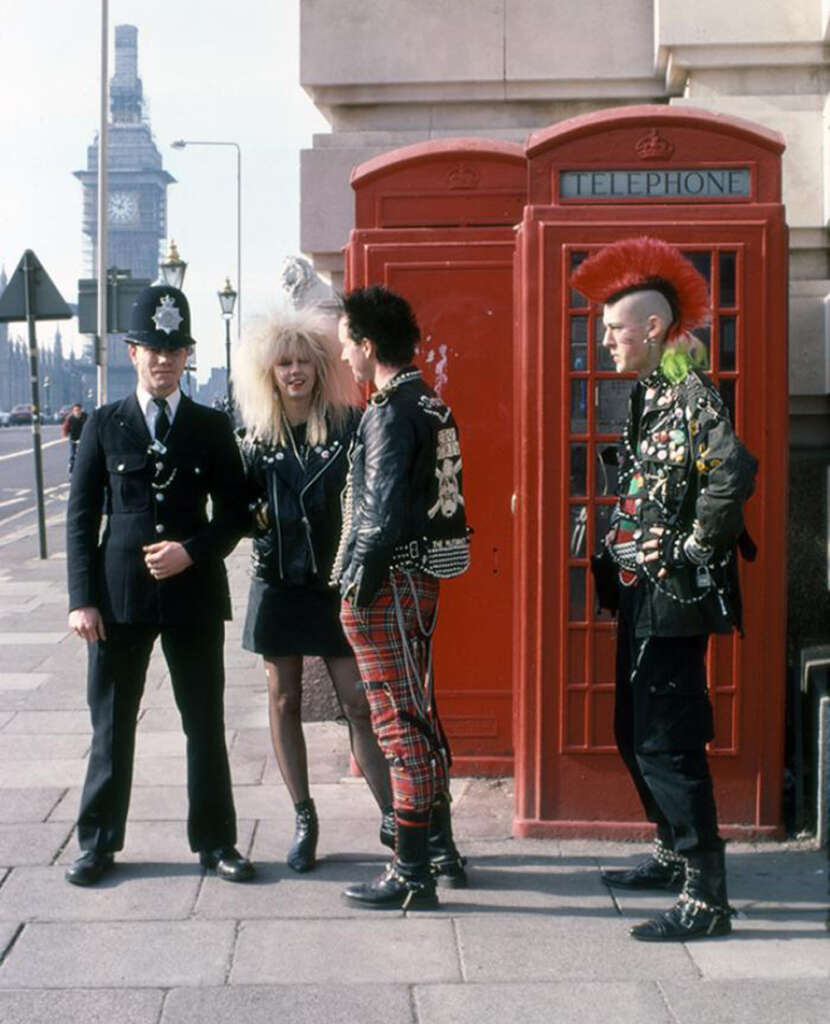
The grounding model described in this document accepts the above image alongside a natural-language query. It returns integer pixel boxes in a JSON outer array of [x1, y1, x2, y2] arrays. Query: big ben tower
[[75, 25, 175, 397]]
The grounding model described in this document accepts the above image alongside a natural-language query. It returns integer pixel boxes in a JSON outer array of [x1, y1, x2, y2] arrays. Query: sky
[[0, 0, 329, 380]]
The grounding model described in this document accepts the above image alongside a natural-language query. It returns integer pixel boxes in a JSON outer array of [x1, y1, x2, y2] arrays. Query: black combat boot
[[428, 792, 467, 888], [630, 845, 734, 941], [602, 836, 685, 891], [342, 819, 438, 910], [286, 798, 318, 873], [379, 807, 396, 850]]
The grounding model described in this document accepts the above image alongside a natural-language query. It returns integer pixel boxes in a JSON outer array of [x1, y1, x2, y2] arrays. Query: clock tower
[[75, 25, 175, 398]]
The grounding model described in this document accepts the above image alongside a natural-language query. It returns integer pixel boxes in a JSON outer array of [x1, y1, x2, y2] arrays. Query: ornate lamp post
[[159, 240, 187, 290], [218, 277, 237, 420]]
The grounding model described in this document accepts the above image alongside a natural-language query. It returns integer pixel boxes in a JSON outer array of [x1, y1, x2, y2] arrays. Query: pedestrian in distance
[[571, 238, 758, 941], [335, 286, 471, 910], [62, 402, 88, 474], [65, 284, 254, 886], [233, 305, 395, 872]]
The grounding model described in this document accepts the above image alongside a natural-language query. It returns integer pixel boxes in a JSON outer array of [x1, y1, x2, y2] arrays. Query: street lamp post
[[218, 278, 237, 422], [170, 139, 241, 349], [159, 239, 187, 290]]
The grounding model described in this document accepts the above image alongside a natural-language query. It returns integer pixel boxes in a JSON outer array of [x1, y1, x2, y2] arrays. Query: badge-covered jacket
[[335, 367, 470, 607], [66, 392, 247, 624], [611, 365, 758, 638], [240, 409, 360, 588]]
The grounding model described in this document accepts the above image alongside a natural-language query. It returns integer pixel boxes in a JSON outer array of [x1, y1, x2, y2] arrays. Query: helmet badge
[[152, 294, 184, 335]]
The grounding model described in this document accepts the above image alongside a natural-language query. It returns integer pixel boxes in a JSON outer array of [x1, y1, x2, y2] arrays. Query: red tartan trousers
[[340, 570, 449, 816]]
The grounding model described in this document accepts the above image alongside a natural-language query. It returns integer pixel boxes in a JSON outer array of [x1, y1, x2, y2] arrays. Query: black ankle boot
[[379, 808, 396, 850], [343, 819, 438, 910], [428, 792, 467, 888], [630, 845, 734, 942], [287, 798, 318, 873], [602, 837, 685, 891]]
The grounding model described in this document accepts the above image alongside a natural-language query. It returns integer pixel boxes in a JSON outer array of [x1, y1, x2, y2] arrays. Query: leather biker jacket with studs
[[240, 409, 361, 588], [610, 365, 758, 638]]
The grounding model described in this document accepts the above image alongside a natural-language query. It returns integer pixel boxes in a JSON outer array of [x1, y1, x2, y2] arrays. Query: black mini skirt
[[242, 577, 353, 659]]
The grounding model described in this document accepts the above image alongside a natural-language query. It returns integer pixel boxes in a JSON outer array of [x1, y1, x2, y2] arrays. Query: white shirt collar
[[135, 385, 182, 429]]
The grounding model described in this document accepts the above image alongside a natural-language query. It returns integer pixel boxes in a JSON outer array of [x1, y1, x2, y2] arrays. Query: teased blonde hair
[[233, 306, 359, 447]]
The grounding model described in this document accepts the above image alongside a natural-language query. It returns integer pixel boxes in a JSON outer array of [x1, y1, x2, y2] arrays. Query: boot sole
[[341, 893, 439, 911], [602, 879, 683, 891], [630, 922, 732, 942]]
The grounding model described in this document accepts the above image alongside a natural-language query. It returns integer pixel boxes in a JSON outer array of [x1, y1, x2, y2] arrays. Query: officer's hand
[[142, 541, 194, 580], [69, 607, 107, 643]]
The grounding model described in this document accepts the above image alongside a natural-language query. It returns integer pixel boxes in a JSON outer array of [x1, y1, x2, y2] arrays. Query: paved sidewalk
[[0, 514, 826, 1024]]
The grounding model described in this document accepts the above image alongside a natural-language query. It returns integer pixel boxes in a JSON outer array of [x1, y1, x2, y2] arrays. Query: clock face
[[107, 191, 139, 225]]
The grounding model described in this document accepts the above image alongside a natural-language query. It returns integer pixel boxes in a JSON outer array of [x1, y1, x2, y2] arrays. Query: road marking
[[0, 485, 69, 529], [0, 437, 64, 463]]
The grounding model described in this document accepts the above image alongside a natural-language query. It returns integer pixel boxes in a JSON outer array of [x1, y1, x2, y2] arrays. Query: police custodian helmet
[[124, 285, 196, 350]]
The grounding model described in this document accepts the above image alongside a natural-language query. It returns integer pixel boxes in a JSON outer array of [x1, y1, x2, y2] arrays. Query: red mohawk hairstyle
[[569, 237, 710, 339]]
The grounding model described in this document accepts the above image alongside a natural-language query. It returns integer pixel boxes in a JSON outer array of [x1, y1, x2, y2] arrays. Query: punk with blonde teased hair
[[233, 305, 359, 447]]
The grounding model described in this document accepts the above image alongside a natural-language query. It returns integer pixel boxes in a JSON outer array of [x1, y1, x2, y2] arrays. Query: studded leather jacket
[[240, 409, 361, 588], [610, 365, 758, 638], [334, 367, 470, 608]]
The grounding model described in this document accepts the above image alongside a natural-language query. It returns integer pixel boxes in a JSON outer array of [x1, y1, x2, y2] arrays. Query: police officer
[[65, 284, 254, 886]]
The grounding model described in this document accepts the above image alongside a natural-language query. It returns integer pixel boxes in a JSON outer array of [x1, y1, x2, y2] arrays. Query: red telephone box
[[513, 106, 788, 838], [346, 139, 527, 774]]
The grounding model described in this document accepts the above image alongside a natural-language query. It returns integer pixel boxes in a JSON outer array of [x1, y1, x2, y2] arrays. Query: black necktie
[[153, 397, 170, 440]]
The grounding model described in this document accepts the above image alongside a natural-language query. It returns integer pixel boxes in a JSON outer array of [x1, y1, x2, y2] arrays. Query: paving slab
[[0, 920, 236, 987], [0, 673, 51, 692], [0, 822, 72, 866], [194, 858, 388, 920], [660, 979, 830, 1024], [0, 757, 87, 788], [59, 819, 257, 867], [0, 633, 69, 645], [162, 984, 413, 1024], [455, 914, 699, 982], [2, 710, 91, 734], [684, 912, 829, 979], [49, 785, 188, 822], [415, 981, 672, 1024], [0, 864, 203, 922], [0, 733, 89, 760], [0, 988, 164, 1024], [130, 754, 264, 787], [232, 918, 461, 984], [0, 921, 19, 959], [0, 788, 65, 824], [0, 712, 13, 730]]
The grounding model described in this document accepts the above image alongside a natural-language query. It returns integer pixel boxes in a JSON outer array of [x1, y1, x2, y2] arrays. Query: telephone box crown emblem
[[635, 128, 675, 161], [447, 164, 481, 190]]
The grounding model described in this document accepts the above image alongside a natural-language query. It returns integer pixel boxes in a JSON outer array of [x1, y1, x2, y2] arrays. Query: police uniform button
[[117, 463, 125, 472], [276, 452, 285, 460], [194, 467, 201, 475], [155, 493, 164, 502], [155, 461, 164, 473], [155, 524, 165, 534]]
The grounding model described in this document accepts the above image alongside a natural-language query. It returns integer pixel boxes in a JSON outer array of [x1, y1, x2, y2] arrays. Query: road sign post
[[0, 250, 72, 559]]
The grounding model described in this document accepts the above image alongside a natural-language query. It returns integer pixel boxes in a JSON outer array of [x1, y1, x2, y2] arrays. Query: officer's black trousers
[[76, 622, 237, 854], [614, 586, 721, 855]]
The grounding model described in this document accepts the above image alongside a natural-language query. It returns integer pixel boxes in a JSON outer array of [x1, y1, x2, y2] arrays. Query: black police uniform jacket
[[66, 392, 247, 623], [336, 367, 470, 607], [240, 409, 361, 587], [611, 364, 758, 638]]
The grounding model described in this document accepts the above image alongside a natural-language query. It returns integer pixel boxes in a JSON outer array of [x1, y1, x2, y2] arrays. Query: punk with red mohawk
[[570, 236, 709, 339]]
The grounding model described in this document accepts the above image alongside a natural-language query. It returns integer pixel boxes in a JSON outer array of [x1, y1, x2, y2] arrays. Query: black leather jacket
[[241, 409, 360, 588], [335, 367, 468, 607], [611, 365, 758, 637]]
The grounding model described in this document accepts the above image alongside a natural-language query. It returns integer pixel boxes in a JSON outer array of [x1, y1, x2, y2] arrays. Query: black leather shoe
[[602, 841, 684, 891], [287, 799, 318, 873], [199, 847, 255, 883], [342, 862, 438, 911], [65, 851, 114, 887], [428, 793, 468, 888]]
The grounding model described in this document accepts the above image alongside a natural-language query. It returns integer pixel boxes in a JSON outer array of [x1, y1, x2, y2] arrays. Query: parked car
[[0, 410, 10, 427], [8, 404, 34, 425]]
